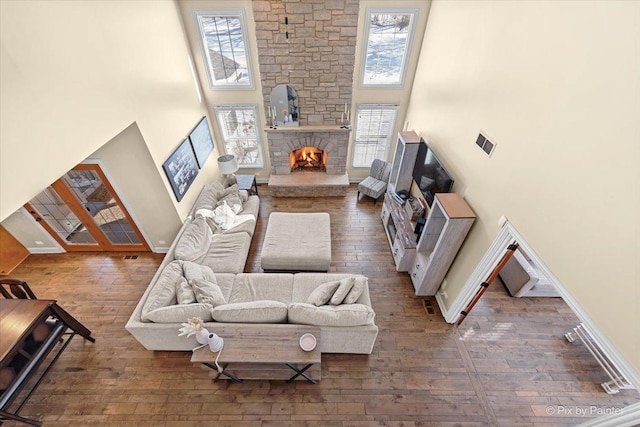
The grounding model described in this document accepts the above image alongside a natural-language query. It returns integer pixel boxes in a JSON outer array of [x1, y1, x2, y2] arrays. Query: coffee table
[[190, 326, 321, 383]]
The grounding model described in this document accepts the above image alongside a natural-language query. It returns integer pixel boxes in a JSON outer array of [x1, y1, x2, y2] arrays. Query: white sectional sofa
[[125, 182, 379, 354], [126, 271, 378, 354]]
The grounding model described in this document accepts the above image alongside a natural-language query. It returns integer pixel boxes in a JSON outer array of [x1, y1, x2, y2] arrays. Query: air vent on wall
[[475, 132, 496, 156]]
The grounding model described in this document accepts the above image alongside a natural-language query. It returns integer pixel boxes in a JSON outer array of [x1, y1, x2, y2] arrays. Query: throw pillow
[[141, 260, 183, 320], [217, 191, 243, 214], [182, 261, 216, 283], [190, 278, 227, 308], [176, 277, 196, 304], [217, 183, 240, 199], [174, 217, 212, 263], [288, 303, 375, 326], [306, 280, 340, 306], [343, 276, 367, 304], [192, 182, 225, 212], [211, 300, 288, 323], [330, 277, 355, 305], [210, 201, 237, 231]]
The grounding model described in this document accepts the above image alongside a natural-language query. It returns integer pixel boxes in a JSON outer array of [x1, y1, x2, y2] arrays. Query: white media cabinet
[[409, 193, 475, 295], [381, 131, 476, 295]]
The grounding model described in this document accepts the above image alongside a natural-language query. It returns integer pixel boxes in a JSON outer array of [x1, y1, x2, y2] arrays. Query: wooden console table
[[0, 300, 95, 426], [191, 326, 321, 383]]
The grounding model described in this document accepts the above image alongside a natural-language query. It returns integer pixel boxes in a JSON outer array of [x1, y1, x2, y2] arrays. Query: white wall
[[406, 1, 640, 370], [87, 123, 182, 250], [177, 0, 268, 179], [0, 0, 215, 224]]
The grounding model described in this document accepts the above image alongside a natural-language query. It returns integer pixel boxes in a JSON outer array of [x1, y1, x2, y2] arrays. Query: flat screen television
[[412, 140, 455, 207]]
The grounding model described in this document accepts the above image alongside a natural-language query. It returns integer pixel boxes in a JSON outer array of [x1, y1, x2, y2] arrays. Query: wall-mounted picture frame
[[162, 138, 199, 202], [188, 116, 215, 169]]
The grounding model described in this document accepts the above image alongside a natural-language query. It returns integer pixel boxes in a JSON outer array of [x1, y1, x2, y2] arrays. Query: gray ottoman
[[261, 212, 331, 272]]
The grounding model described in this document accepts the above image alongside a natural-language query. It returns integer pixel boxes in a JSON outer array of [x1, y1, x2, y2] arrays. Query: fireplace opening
[[290, 146, 327, 172]]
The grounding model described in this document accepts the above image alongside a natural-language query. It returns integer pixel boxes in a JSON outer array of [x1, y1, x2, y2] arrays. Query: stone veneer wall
[[252, 0, 360, 125]]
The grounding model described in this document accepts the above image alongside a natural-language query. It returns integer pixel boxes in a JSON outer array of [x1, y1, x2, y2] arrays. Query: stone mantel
[[264, 125, 351, 133]]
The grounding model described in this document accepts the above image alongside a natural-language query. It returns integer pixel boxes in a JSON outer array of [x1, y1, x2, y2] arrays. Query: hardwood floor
[[2, 185, 638, 426]]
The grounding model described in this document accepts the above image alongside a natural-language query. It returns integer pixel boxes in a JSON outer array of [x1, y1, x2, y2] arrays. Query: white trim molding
[[446, 221, 640, 413], [576, 401, 640, 427]]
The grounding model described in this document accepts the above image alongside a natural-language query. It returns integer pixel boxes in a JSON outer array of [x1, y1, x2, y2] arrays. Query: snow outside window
[[352, 105, 399, 168], [361, 9, 417, 87], [214, 105, 264, 168], [194, 10, 253, 89]]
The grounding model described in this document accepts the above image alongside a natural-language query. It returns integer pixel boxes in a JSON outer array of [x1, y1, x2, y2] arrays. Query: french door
[[24, 164, 150, 252]]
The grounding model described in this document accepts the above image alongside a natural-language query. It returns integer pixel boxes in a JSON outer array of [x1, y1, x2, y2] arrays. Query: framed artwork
[[162, 139, 199, 202], [188, 116, 215, 169]]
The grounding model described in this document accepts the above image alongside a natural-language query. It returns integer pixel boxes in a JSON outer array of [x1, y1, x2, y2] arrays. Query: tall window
[[214, 105, 264, 168], [361, 9, 417, 87], [194, 10, 253, 89], [351, 104, 399, 168]]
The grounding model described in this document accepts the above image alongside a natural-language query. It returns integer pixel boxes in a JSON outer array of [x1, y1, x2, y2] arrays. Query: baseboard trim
[[27, 247, 64, 254], [434, 292, 452, 321]]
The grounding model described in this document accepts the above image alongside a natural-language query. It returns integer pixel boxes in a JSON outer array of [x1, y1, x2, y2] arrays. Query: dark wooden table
[[0, 299, 94, 426], [235, 174, 258, 195], [0, 300, 54, 369]]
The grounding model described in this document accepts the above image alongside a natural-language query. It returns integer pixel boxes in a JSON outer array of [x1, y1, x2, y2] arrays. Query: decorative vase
[[195, 329, 210, 345], [207, 333, 224, 352]]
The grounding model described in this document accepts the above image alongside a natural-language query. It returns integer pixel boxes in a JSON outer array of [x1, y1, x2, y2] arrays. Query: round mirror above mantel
[[269, 84, 299, 127]]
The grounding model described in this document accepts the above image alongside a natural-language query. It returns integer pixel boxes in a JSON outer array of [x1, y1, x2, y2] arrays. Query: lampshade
[[217, 154, 238, 175]]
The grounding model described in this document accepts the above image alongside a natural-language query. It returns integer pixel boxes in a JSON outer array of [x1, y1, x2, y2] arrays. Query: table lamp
[[217, 154, 238, 186]]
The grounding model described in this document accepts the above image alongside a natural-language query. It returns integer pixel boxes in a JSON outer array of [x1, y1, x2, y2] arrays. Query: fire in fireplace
[[289, 146, 327, 172]]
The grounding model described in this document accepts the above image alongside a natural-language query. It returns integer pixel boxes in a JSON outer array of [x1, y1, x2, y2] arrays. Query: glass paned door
[[25, 164, 150, 252]]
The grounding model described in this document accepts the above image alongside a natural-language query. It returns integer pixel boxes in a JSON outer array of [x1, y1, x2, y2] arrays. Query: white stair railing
[[565, 322, 635, 394]]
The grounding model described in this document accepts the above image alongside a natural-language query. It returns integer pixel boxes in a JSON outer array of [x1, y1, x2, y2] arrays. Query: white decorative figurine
[[178, 317, 223, 352]]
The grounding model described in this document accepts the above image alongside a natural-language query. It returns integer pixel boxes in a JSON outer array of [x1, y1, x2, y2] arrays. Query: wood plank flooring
[[2, 185, 638, 426]]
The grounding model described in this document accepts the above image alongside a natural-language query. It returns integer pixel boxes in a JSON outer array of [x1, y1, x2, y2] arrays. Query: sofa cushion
[[190, 278, 226, 308], [228, 274, 294, 304], [141, 260, 183, 320], [201, 233, 251, 274], [288, 303, 375, 327], [145, 303, 213, 323], [343, 276, 367, 304], [176, 277, 196, 305], [213, 217, 256, 236], [306, 280, 340, 306], [174, 217, 212, 263], [330, 277, 355, 305], [242, 195, 260, 218], [211, 300, 288, 323]]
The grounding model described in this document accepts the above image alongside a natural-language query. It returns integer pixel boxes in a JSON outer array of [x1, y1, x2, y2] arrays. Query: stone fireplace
[[267, 128, 349, 175], [266, 126, 351, 197]]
